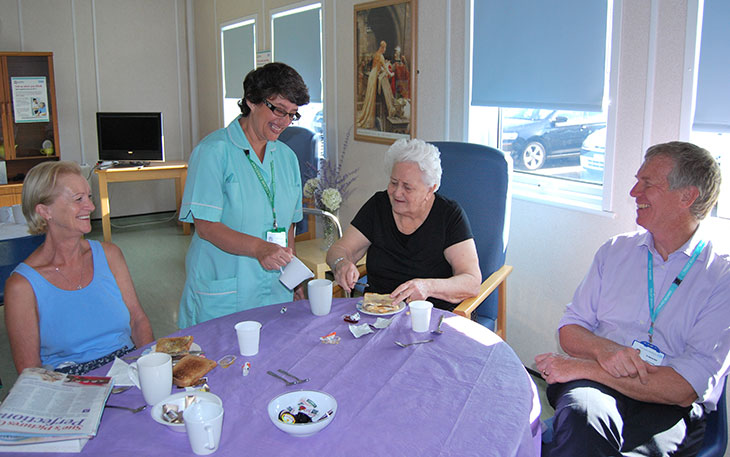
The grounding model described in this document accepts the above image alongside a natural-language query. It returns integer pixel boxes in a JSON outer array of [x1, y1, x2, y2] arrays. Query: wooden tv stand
[[95, 161, 190, 242]]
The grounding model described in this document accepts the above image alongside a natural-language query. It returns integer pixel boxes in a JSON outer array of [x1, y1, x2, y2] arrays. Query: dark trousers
[[543, 380, 707, 457]]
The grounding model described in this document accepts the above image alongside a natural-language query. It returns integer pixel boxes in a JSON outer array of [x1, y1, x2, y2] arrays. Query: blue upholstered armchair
[[430, 141, 512, 340], [0, 234, 45, 304]]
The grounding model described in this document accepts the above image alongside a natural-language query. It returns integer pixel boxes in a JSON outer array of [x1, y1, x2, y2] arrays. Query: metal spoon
[[394, 339, 434, 348], [105, 404, 147, 413], [111, 385, 133, 394], [432, 315, 445, 335]]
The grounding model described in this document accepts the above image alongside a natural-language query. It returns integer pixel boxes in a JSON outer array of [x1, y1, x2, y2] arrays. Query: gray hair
[[22, 161, 83, 234], [644, 141, 721, 220], [384, 139, 442, 190]]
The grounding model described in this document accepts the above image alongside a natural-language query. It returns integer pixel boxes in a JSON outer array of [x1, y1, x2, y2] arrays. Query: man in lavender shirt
[[536, 141, 730, 456]]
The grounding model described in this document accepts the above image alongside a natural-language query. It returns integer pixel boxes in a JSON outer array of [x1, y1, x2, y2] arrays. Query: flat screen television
[[96, 112, 164, 162]]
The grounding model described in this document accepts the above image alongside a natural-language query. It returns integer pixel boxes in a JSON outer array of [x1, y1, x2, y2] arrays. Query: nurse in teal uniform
[[178, 63, 310, 327]]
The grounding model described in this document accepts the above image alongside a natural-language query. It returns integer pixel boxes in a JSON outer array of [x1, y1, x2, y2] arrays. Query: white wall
[[0, 0, 194, 218]]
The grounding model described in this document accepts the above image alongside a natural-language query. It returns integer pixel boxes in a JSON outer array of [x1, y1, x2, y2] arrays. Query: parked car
[[579, 126, 606, 183], [502, 109, 606, 170], [579, 128, 725, 185]]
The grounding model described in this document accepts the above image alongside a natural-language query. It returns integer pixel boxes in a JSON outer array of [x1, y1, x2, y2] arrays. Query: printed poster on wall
[[11, 77, 49, 123]]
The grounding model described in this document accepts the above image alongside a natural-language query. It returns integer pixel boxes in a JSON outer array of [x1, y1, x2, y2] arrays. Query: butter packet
[[348, 323, 374, 338]]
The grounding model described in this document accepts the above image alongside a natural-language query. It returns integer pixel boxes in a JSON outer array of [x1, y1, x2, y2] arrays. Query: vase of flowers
[[303, 127, 358, 250]]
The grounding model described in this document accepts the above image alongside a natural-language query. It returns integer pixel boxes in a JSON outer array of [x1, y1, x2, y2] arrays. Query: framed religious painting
[[354, 0, 417, 144]]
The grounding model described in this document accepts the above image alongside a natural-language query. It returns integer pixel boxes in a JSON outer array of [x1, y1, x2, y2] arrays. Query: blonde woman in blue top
[[5, 161, 154, 375], [178, 63, 309, 327]]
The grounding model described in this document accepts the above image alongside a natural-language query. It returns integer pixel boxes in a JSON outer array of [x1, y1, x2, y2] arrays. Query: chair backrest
[[698, 377, 728, 457], [279, 127, 318, 239], [0, 233, 45, 304], [430, 141, 511, 321]]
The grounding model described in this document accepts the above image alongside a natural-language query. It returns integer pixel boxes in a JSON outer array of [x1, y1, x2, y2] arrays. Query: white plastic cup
[[235, 321, 261, 356], [127, 352, 172, 405], [184, 401, 224, 455], [308, 279, 333, 316], [279, 257, 314, 290], [409, 300, 434, 333]]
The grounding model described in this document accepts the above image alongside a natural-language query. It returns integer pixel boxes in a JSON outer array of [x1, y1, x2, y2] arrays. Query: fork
[[394, 339, 434, 348], [277, 369, 309, 384], [105, 404, 147, 413], [267, 371, 296, 386]]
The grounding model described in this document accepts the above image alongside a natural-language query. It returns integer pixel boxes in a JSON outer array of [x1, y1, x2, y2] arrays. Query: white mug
[[184, 401, 224, 455], [308, 279, 333, 316], [279, 256, 314, 290], [128, 352, 172, 405], [235, 321, 261, 356]]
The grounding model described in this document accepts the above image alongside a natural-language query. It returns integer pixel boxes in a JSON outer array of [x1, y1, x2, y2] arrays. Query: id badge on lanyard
[[245, 148, 286, 247], [266, 227, 287, 248], [632, 340, 665, 366]]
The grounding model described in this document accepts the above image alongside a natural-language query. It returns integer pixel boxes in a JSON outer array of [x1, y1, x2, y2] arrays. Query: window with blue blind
[[690, 0, 730, 219], [468, 0, 612, 211], [221, 18, 256, 125], [271, 3, 324, 156]]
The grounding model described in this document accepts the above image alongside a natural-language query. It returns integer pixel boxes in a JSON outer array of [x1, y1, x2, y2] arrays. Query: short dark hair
[[237, 62, 309, 116], [644, 141, 721, 220]]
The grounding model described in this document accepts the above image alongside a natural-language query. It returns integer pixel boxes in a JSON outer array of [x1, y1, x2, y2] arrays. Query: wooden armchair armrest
[[453, 265, 513, 339]]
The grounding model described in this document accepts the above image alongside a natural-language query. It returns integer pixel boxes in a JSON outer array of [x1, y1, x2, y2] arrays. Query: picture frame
[[354, 0, 417, 144]]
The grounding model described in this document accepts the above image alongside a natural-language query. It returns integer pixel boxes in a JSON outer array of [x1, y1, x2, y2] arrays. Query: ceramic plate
[[149, 342, 202, 354]]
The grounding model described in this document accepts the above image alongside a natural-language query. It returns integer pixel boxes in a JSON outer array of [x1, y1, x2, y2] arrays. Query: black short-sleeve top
[[351, 191, 473, 310]]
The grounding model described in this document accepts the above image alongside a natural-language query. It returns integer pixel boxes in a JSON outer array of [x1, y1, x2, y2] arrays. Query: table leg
[[97, 172, 112, 242]]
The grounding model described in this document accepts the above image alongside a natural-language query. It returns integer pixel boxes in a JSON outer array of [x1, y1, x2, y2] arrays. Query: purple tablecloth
[[28, 299, 540, 456]]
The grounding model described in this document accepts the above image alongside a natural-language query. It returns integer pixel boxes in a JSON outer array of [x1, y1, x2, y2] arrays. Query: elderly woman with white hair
[[326, 139, 481, 310]]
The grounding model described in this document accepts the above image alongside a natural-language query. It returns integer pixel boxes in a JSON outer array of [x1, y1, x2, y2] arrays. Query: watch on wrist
[[332, 257, 346, 271]]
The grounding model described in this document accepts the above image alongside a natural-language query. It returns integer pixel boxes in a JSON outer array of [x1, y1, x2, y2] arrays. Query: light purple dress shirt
[[559, 227, 730, 411]]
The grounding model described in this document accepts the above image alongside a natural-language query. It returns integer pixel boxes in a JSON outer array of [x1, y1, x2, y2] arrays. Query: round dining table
[[37, 298, 541, 456]]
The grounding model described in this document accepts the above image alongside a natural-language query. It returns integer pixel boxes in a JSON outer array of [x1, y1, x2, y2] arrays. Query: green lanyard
[[244, 149, 278, 229], [646, 240, 705, 342]]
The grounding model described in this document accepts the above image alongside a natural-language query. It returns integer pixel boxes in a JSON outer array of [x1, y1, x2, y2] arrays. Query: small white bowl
[[151, 391, 222, 433], [267, 390, 337, 437]]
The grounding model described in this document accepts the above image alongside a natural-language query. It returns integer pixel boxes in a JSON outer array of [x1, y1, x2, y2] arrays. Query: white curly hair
[[384, 139, 442, 190]]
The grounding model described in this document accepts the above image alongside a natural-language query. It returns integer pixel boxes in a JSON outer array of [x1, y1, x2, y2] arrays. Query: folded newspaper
[[0, 367, 112, 453]]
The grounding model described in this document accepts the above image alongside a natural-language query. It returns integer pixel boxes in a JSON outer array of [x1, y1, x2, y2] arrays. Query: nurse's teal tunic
[[178, 117, 303, 328]]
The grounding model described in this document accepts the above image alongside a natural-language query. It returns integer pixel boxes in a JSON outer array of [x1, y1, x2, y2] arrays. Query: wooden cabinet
[[0, 52, 60, 186]]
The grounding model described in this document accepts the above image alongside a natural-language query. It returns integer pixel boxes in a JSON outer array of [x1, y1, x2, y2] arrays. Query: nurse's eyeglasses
[[263, 100, 301, 121]]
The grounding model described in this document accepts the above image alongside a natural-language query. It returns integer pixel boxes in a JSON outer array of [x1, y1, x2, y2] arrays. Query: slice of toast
[[155, 336, 193, 354], [172, 355, 217, 387]]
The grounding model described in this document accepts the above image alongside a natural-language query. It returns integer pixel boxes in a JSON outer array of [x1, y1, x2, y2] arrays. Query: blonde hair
[[22, 161, 82, 234]]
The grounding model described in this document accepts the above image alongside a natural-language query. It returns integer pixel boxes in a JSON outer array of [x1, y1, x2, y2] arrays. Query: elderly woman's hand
[[333, 260, 359, 293], [391, 279, 431, 304], [256, 242, 294, 271]]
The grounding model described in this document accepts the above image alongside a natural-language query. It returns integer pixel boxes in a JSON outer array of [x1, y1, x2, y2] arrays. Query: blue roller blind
[[693, 0, 730, 132], [222, 22, 255, 99], [472, 0, 607, 112], [272, 7, 322, 103]]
